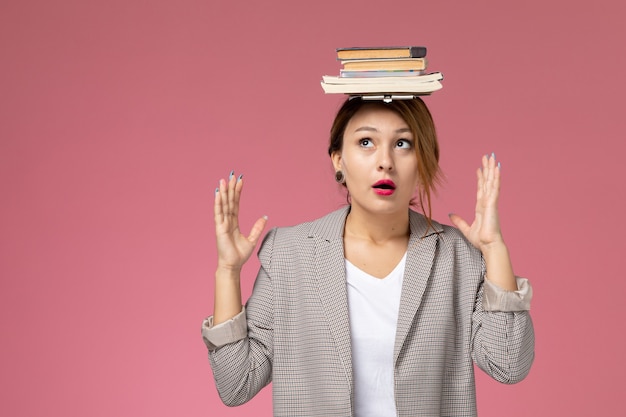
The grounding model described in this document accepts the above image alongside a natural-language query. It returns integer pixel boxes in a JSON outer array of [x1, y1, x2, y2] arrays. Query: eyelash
[[396, 139, 412, 148]]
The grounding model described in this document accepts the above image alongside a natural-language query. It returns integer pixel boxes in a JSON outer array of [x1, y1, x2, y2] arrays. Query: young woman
[[203, 97, 534, 417]]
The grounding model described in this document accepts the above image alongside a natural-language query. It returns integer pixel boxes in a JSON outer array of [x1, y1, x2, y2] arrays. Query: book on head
[[322, 72, 443, 85], [320, 79, 443, 95], [322, 45, 442, 99], [341, 58, 427, 72], [320, 81, 442, 95], [336, 46, 427, 60], [339, 69, 426, 78]]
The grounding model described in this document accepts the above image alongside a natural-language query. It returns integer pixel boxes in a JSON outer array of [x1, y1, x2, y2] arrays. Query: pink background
[[1, 0, 625, 416]]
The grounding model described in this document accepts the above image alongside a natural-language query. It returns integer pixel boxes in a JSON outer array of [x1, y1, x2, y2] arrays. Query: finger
[[232, 174, 244, 219], [493, 155, 501, 188], [486, 154, 502, 204], [448, 213, 471, 235], [247, 215, 268, 245], [484, 153, 496, 196], [476, 166, 484, 201], [482, 153, 490, 170], [226, 171, 240, 229], [227, 170, 235, 208], [494, 160, 501, 193], [214, 184, 223, 225], [219, 178, 230, 222]]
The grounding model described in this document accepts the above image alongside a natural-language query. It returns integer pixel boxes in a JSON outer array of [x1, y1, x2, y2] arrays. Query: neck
[[344, 205, 410, 244]]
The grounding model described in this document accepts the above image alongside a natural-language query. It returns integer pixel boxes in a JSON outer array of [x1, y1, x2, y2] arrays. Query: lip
[[372, 179, 396, 196]]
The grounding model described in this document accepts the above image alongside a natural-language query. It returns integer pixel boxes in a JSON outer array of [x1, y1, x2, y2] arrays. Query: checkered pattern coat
[[204, 207, 534, 416]]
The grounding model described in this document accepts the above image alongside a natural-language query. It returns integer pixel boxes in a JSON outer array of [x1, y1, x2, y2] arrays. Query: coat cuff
[[201, 307, 247, 350], [482, 277, 533, 312]]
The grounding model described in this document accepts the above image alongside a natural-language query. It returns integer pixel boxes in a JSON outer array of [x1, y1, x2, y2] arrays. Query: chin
[[354, 199, 410, 216]]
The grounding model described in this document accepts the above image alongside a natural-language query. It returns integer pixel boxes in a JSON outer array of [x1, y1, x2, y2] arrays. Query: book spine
[[408, 46, 427, 58]]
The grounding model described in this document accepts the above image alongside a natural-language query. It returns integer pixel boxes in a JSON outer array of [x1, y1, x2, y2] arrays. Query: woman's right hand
[[214, 171, 268, 272]]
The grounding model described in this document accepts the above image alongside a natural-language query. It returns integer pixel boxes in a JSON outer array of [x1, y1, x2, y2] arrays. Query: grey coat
[[203, 207, 534, 417]]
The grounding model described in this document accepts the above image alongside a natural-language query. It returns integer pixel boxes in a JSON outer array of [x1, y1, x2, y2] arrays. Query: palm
[[449, 154, 504, 251], [214, 173, 267, 270]]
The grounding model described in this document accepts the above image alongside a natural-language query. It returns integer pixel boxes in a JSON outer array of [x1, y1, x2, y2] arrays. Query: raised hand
[[449, 153, 504, 252], [214, 171, 268, 272], [213, 171, 268, 324], [449, 154, 517, 290]]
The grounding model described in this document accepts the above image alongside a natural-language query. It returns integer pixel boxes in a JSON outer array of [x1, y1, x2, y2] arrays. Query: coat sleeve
[[470, 271, 535, 384], [202, 228, 277, 406]]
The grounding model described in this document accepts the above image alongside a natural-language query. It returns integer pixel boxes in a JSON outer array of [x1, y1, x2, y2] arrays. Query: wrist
[[215, 265, 242, 280], [213, 266, 243, 325], [480, 239, 508, 260], [481, 241, 517, 291]]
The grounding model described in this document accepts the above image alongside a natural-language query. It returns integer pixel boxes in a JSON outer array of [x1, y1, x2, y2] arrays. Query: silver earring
[[335, 170, 345, 184]]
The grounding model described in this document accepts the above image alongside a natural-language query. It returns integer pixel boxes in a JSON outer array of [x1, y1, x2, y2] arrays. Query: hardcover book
[[337, 46, 427, 60], [341, 58, 427, 71]]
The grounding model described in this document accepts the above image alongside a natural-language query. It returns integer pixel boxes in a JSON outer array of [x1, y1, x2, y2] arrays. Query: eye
[[359, 138, 373, 148], [396, 139, 413, 149]]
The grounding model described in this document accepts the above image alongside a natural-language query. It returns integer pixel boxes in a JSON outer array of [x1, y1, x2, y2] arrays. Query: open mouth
[[372, 180, 396, 190], [372, 180, 396, 195]]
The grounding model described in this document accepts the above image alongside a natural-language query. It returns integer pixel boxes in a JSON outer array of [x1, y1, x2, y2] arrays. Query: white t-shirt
[[346, 253, 406, 417]]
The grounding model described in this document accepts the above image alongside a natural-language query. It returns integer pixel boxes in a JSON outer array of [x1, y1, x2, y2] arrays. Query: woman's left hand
[[450, 153, 518, 291], [449, 153, 504, 252]]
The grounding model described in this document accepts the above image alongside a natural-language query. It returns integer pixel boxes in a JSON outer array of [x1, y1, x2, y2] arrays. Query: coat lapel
[[307, 208, 443, 384], [310, 207, 353, 388], [394, 211, 442, 363]]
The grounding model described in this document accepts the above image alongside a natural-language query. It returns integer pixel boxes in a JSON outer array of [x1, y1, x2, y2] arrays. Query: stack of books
[[320, 46, 443, 97]]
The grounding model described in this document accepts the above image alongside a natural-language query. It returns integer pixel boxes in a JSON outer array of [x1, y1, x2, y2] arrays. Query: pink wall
[[1, 0, 625, 415]]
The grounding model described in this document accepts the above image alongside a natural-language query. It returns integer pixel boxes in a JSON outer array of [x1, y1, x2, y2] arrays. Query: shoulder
[[440, 223, 479, 254], [408, 214, 485, 288], [436, 223, 484, 276], [408, 210, 481, 261], [258, 206, 349, 264], [266, 206, 348, 243], [408, 209, 466, 243]]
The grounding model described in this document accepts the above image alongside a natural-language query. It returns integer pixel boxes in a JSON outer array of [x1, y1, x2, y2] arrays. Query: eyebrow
[[354, 126, 412, 134]]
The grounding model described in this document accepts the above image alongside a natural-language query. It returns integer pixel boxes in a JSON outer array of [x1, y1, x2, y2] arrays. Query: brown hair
[[328, 97, 442, 225]]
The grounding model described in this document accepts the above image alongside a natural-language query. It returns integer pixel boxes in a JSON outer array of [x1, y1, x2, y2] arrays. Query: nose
[[377, 147, 394, 171]]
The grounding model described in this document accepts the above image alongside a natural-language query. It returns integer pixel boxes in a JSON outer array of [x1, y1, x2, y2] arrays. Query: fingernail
[[215, 187, 219, 195], [237, 173, 243, 181], [491, 152, 496, 159], [229, 170, 234, 180], [497, 162, 501, 169], [263, 215, 268, 220]]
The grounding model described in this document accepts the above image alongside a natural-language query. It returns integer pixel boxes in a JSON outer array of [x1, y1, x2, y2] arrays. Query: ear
[[331, 151, 342, 172]]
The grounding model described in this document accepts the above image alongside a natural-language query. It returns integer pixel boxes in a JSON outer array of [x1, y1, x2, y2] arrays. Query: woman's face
[[332, 104, 419, 216]]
